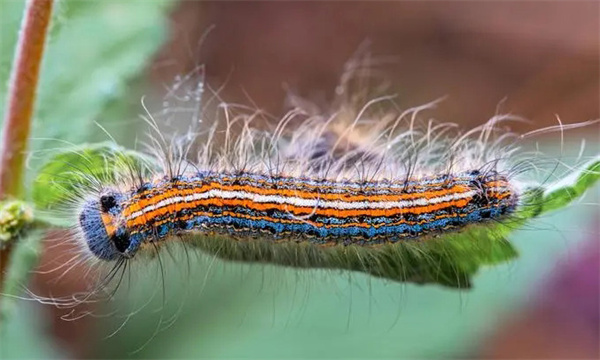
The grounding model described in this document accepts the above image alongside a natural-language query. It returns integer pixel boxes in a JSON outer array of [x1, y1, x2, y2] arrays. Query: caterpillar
[[39, 57, 599, 292], [84, 169, 516, 260]]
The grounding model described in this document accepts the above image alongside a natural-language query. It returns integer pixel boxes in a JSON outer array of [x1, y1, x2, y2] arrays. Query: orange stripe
[[125, 197, 476, 228], [124, 185, 513, 227], [486, 180, 510, 188], [122, 182, 478, 217], [100, 213, 117, 237], [127, 176, 493, 203]]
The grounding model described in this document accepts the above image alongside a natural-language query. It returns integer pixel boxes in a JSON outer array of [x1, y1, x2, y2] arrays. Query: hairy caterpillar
[[38, 58, 599, 293]]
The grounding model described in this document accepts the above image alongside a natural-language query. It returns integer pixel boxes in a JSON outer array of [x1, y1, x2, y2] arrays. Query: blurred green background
[[1, 1, 598, 359]]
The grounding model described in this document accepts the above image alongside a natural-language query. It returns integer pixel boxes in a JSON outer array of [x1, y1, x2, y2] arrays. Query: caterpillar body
[[81, 170, 516, 258]]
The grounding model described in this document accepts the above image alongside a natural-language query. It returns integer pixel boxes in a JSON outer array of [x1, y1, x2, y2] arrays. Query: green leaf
[[417, 158, 600, 287], [32, 142, 155, 227], [425, 158, 600, 287], [185, 158, 599, 289], [540, 158, 600, 214]]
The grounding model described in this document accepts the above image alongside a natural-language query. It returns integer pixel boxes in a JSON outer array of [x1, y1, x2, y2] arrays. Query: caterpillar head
[[78, 190, 133, 260]]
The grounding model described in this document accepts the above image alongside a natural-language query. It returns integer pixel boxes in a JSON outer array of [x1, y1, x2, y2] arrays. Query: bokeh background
[[1, 1, 599, 359]]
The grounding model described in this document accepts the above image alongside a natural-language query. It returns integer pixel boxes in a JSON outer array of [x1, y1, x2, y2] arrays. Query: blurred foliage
[[0, 0, 174, 186], [0, 229, 43, 324]]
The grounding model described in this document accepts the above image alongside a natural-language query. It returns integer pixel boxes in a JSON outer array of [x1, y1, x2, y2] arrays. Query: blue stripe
[[129, 206, 507, 249]]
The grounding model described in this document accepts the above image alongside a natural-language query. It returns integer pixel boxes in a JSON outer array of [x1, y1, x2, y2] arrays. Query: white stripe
[[126, 187, 498, 220]]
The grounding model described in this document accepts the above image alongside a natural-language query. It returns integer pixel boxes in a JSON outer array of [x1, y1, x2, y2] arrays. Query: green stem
[[0, 0, 54, 285]]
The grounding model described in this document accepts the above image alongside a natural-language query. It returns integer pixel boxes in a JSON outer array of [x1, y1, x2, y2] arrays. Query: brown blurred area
[[35, 2, 599, 358], [481, 232, 600, 359], [153, 1, 599, 133], [33, 231, 98, 358]]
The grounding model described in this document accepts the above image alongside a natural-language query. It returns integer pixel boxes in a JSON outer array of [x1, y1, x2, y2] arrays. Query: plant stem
[[0, 0, 54, 198], [0, 0, 54, 283]]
